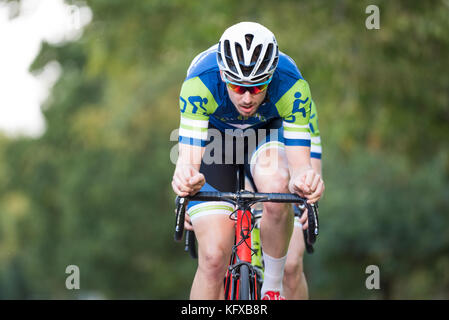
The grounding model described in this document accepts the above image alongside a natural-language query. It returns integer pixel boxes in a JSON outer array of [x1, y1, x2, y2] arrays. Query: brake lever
[[174, 196, 188, 242], [305, 202, 319, 245]]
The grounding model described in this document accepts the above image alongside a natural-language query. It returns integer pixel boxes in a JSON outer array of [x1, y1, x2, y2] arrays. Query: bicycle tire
[[303, 229, 314, 254], [238, 264, 251, 300]]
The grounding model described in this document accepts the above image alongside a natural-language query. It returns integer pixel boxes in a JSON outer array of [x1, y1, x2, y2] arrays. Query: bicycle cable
[[231, 204, 258, 256]]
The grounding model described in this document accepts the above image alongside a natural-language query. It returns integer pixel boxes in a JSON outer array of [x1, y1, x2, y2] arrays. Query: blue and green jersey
[[179, 44, 322, 159]]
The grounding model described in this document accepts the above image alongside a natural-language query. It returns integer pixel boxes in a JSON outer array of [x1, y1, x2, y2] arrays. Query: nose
[[241, 90, 253, 104]]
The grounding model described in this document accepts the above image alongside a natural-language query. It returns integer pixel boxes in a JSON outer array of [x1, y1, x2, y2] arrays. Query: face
[[223, 74, 268, 117]]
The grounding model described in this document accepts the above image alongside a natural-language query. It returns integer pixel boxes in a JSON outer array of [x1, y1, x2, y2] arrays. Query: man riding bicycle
[[182, 103, 322, 299], [171, 22, 325, 300]]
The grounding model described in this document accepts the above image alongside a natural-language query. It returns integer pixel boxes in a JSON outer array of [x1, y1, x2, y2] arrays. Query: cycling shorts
[[187, 118, 287, 222]]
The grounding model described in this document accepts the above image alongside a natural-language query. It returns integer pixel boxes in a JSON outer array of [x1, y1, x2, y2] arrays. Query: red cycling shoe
[[262, 291, 286, 300]]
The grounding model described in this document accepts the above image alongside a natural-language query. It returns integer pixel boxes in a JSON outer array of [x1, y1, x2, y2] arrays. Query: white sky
[[0, 0, 91, 138]]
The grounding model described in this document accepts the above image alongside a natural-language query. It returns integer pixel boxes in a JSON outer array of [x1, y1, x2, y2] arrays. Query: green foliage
[[307, 148, 449, 298], [0, 0, 448, 299]]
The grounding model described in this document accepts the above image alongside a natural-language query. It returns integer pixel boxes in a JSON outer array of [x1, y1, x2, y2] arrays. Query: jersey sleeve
[[276, 79, 313, 147], [309, 100, 322, 159], [178, 76, 218, 147]]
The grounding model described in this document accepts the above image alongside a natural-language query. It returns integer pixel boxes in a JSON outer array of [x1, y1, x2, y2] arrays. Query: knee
[[263, 201, 290, 223], [253, 167, 289, 193], [252, 149, 289, 193], [260, 176, 290, 221], [199, 246, 229, 281], [267, 174, 289, 193], [254, 168, 290, 218]]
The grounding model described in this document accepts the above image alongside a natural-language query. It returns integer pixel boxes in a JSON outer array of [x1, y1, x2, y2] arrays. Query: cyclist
[[183, 103, 322, 300], [172, 22, 325, 300]]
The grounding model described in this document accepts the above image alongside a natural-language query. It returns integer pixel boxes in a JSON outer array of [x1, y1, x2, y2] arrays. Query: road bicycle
[[174, 164, 319, 300]]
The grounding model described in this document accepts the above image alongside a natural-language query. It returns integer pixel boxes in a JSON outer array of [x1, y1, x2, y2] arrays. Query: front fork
[[225, 209, 258, 299]]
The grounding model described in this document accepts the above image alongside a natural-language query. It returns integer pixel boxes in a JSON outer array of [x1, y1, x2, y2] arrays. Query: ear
[[219, 70, 226, 83]]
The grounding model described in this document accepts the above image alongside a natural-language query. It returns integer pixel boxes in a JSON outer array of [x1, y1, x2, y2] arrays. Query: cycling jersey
[[309, 100, 321, 159], [178, 44, 322, 159]]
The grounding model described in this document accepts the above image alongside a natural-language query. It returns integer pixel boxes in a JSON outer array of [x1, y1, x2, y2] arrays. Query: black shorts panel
[[199, 118, 283, 192]]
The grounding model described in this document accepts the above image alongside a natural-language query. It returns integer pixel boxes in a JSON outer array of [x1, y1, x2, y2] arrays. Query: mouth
[[239, 105, 255, 113]]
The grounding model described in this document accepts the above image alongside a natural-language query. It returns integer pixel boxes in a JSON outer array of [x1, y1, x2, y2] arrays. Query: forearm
[[285, 145, 324, 202], [311, 158, 322, 176], [176, 143, 205, 171], [285, 146, 312, 178], [172, 143, 206, 196]]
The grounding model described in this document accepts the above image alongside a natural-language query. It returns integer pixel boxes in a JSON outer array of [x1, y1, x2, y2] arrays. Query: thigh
[[187, 153, 238, 223], [246, 118, 289, 190], [250, 142, 289, 193], [192, 213, 235, 266]]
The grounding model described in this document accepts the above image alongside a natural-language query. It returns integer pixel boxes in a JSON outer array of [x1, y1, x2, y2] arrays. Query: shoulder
[[180, 45, 223, 116], [186, 44, 220, 80], [269, 51, 309, 106], [182, 44, 222, 98], [268, 52, 313, 127], [276, 51, 303, 80]]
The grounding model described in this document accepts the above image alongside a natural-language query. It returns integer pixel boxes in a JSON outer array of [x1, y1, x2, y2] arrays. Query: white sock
[[261, 252, 287, 296]]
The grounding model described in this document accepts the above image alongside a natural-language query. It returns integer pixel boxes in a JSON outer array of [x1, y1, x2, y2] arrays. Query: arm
[[285, 146, 324, 203], [311, 158, 322, 176], [172, 143, 206, 197], [297, 157, 322, 229], [278, 80, 324, 203], [172, 76, 212, 197], [309, 99, 322, 176]]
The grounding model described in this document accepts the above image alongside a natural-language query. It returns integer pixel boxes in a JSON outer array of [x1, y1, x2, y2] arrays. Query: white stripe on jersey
[[180, 116, 209, 128], [311, 136, 321, 144], [179, 127, 208, 140], [283, 130, 311, 140], [282, 122, 309, 129], [311, 145, 322, 154]]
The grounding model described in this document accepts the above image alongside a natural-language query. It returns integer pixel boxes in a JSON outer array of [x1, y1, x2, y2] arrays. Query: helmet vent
[[245, 34, 254, 50], [224, 40, 237, 74], [268, 56, 279, 72], [251, 44, 262, 66], [235, 43, 244, 64], [255, 43, 273, 75]]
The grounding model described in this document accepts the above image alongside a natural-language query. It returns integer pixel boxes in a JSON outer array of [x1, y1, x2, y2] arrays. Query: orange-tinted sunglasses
[[225, 77, 272, 95]]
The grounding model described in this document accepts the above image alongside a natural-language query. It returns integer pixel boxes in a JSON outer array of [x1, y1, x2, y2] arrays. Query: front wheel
[[238, 264, 251, 300]]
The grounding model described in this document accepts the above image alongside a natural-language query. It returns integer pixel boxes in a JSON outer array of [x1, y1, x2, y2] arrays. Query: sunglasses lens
[[227, 82, 268, 94], [251, 84, 268, 94], [227, 83, 242, 94]]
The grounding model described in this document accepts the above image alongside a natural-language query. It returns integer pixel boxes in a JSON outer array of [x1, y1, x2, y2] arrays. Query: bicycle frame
[[224, 207, 257, 300], [225, 165, 256, 300]]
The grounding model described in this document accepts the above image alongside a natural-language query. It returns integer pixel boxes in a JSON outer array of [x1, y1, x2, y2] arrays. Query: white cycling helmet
[[217, 22, 279, 84]]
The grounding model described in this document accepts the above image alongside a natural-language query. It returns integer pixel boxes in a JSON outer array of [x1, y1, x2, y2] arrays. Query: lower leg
[[283, 268, 309, 299], [259, 200, 294, 296], [189, 214, 234, 299], [283, 225, 309, 299], [190, 264, 226, 299]]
